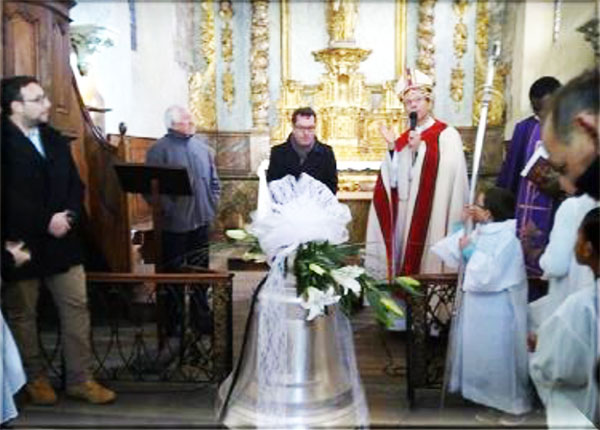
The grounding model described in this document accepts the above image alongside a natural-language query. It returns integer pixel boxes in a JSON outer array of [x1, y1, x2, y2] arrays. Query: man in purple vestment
[[497, 77, 562, 278]]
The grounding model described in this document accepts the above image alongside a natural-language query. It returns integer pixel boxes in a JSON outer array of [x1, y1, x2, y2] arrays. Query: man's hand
[[407, 130, 421, 153], [5, 240, 31, 267], [48, 211, 72, 238], [379, 123, 397, 150]]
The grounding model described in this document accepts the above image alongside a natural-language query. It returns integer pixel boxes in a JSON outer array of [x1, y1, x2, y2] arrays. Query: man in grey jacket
[[146, 105, 221, 270], [146, 105, 221, 335]]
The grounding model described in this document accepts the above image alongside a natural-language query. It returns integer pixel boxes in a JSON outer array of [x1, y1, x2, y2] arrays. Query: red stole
[[372, 120, 447, 280]]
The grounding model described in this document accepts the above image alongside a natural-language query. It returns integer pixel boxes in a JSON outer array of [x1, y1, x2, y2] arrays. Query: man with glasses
[[266, 107, 338, 194], [1, 76, 116, 405], [366, 69, 469, 283]]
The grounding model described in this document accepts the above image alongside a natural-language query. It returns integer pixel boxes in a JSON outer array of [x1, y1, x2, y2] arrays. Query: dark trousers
[[159, 226, 211, 337], [161, 226, 209, 271]]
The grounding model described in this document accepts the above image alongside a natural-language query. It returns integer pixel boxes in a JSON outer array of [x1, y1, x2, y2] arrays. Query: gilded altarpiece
[[271, 0, 408, 168]]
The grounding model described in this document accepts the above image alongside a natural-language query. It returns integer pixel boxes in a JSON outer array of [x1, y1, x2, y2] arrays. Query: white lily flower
[[225, 229, 248, 241], [308, 263, 326, 275], [300, 286, 341, 321], [301, 287, 325, 321], [331, 265, 364, 296], [322, 286, 341, 306]]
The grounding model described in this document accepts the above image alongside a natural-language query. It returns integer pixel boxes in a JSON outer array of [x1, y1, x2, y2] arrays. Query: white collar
[[415, 116, 435, 133], [478, 219, 516, 235]]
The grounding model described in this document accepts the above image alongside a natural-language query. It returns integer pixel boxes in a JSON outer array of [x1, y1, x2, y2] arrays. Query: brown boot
[[25, 376, 57, 405], [66, 380, 116, 404]]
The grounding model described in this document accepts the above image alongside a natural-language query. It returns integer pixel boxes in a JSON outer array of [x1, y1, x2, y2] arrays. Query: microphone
[[409, 112, 417, 131]]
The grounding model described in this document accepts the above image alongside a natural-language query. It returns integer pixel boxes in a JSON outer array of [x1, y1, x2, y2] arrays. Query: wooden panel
[[3, 5, 40, 76], [83, 127, 132, 272], [51, 19, 70, 115]]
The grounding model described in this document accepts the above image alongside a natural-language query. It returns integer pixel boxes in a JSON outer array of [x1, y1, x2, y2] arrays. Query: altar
[[67, 0, 523, 248]]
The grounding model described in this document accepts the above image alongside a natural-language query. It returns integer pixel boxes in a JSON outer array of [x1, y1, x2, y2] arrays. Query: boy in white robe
[[530, 207, 599, 427], [432, 187, 532, 425], [529, 180, 598, 335]]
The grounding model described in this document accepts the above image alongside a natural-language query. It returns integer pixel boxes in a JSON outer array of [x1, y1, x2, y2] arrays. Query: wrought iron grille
[[405, 274, 547, 408], [405, 274, 457, 408], [37, 271, 233, 385]]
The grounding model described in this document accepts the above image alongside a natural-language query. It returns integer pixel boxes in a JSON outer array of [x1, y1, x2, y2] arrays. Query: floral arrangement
[[226, 228, 420, 327]]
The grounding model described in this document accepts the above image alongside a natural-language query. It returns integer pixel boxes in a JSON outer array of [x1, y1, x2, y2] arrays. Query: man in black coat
[[267, 107, 338, 194], [1, 76, 115, 405]]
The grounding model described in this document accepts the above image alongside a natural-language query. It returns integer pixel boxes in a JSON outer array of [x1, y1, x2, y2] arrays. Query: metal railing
[[38, 271, 233, 385]]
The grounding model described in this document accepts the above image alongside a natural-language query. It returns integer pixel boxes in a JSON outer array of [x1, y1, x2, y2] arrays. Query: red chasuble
[[372, 120, 447, 279]]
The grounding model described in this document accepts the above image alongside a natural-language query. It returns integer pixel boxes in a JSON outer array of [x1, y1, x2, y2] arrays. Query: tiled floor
[[7, 252, 548, 429]]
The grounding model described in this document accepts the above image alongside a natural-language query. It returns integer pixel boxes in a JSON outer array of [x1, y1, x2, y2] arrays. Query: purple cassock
[[497, 116, 556, 277]]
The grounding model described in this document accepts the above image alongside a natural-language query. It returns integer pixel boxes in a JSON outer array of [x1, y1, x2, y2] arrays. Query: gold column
[[189, 0, 217, 131], [450, 0, 468, 102], [396, 0, 407, 77], [220, 1, 234, 110], [416, 0, 436, 83], [472, 0, 505, 125], [281, 0, 290, 81], [251, 0, 270, 131]]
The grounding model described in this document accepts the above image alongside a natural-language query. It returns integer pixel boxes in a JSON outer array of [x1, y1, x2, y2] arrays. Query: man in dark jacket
[[1, 76, 115, 405], [267, 107, 338, 194]]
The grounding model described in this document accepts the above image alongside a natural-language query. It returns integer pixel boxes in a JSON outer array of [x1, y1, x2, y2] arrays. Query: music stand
[[114, 162, 192, 271]]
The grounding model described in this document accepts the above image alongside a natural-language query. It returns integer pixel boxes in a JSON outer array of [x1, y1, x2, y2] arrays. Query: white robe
[[530, 282, 599, 427], [365, 117, 468, 279], [530, 195, 598, 333], [2, 311, 26, 424], [432, 219, 532, 414]]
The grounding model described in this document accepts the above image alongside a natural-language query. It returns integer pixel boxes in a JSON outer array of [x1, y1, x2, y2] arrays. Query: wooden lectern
[[114, 162, 192, 272]]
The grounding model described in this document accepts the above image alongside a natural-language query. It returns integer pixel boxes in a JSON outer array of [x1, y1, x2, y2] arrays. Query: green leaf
[[380, 295, 404, 317], [396, 276, 420, 287]]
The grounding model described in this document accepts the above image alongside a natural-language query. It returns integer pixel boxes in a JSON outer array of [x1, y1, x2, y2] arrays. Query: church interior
[[1, 0, 598, 428]]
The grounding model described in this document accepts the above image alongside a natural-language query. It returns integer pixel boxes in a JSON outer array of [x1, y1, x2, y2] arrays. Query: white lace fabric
[[222, 174, 369, 427]]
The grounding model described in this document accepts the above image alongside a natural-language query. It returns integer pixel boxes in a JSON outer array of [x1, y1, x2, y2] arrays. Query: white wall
[[289, 1, 328, 85], [355, 1, 396, 83], [506, 0, 597, 137], [432, 0, 477, 126], [71, 1, 189, 138]]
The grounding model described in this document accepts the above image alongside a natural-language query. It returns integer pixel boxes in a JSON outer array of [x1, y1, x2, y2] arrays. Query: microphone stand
[[440, 41, 502, 408]]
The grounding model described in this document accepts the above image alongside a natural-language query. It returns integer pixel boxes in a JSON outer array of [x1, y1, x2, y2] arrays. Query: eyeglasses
[[404, 96, 426, 105], [294, 125, 316, 132], [21, 95, 48, 104]]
